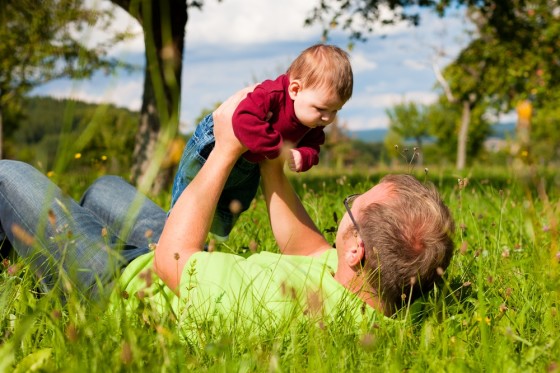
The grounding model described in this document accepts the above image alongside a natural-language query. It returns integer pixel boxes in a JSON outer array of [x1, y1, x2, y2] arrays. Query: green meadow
[[0, 164, 558, 372]]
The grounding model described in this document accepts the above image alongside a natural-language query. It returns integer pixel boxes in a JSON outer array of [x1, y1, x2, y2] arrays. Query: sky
[[32, 0, 475, 134]]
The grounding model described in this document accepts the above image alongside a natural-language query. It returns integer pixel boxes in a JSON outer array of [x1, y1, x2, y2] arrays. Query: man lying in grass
[[0, 90, 454, 333]]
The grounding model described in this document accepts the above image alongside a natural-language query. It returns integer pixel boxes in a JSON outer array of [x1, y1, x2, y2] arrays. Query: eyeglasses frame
[[343, 193, 361, 234]]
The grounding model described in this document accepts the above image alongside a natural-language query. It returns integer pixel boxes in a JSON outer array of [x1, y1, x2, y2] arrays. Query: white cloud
[[186, 0, 323, 46], [347, 91, 438, 110], [74, 0, 144, 55], [46, 80, 142, 111], [351, 52, 378, 73], [341, 114, 389, 130], [485, 110, 517, 124], [186, 0, 418, 46], [403, 59, 426, 71]]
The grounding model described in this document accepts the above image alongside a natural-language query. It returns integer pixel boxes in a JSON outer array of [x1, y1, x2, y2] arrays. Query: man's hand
[[213, 85, 256, 158], [288, 149, 303, 172]]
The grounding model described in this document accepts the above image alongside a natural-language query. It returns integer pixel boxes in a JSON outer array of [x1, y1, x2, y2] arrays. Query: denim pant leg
[[79, 175, 166, 263], [170, 114, 260, 238], [170, 114, 214, 210], [216, 157, 260, 236], [0, 160, 126, 296]]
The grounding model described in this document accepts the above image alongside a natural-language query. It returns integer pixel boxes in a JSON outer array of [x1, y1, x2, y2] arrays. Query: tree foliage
[[386, 102, 430, 146], [7, 96, 138, 192], [305, 0, 444, 44], [0, 0, 130, 158], [385, 102, 432, 165], [308, 0, 560, 165], [443, 0, 560, 163], [425, 98, 491, 162]]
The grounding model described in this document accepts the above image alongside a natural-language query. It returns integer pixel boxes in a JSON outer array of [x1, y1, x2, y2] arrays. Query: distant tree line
[[5, 97, 137, 181], [10, 96, 544, 189], [5, 97, 388, 181], [3, 0, 558, 194]]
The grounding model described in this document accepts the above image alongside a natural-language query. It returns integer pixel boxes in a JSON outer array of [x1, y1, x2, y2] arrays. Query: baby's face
[[291, 86, 345, 129]]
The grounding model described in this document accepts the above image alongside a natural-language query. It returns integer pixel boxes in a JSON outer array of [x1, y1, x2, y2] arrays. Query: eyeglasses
[[343, 194, 361, 234]]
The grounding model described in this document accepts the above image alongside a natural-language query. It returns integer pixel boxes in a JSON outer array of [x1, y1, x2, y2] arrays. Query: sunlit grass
[[1, 165, 559, 372]]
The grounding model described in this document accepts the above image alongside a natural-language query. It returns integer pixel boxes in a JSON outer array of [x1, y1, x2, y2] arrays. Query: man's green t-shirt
[[113, 249, 381, 334]]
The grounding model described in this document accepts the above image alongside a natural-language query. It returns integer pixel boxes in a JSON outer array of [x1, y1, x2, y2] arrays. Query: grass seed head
[[51, 309, 62, 320], [48, 210, 56, 227], [7, 264, 21, 276], [208, 239, 216, 252], [121, 342, 133, 365], [66, 324, 79, 343], [360, 333, 376, 350], [460, 241, 468, 254], [11, 224, 35, 246], [229, 199, 242, 214]]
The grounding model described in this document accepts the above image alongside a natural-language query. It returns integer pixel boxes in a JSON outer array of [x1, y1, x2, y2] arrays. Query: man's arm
[[259, 158, 331, 257], [154, 87, 252, 294]]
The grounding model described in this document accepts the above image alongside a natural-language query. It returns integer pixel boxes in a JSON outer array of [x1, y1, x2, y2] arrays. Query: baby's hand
[[288, 149, 303, 172]]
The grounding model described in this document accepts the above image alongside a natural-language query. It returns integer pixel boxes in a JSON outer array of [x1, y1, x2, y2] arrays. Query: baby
[[170, 44, 353, 240]]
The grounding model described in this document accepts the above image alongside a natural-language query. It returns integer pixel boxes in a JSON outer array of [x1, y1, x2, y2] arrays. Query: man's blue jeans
[[170, 114, 261, 238], [0, 160, 165, 298]]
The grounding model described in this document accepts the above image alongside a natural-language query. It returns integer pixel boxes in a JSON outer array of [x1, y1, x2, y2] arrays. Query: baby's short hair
[[287, 44, 353, 103]]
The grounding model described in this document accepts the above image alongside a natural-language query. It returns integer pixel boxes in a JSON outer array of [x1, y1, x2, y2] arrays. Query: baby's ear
[[287, 80, 302, 99]]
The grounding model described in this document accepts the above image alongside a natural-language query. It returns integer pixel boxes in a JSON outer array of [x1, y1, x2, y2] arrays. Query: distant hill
[[344, 122, 517, 144], [490, 122, 516, 139], [346, 128, 388, 143]]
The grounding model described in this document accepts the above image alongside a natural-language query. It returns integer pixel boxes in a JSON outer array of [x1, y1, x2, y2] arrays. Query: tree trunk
[[112, 0, 188, 194], [0, 104, 3, 159], [456, 100, 471, 171], [130, 68, 160, 187], [415, 136, 423, 167]]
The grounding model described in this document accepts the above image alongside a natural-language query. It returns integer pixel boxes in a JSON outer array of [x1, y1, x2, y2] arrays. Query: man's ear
[[345, 236, 365, 267], [287, 79, 302, 100]]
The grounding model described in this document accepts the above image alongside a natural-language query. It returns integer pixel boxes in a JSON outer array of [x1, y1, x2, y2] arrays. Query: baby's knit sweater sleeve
[[296, 127, 325, 172], [232, 86, 283, 160]]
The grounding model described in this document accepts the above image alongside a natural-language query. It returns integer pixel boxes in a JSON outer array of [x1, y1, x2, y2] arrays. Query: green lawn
[[1, 165, 558, 372]]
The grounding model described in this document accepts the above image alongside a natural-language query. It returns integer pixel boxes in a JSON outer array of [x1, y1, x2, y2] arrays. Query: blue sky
[[32, 0, 475, 134]]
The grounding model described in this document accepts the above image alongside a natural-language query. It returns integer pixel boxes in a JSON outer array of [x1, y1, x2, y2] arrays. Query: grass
[[0, 163, 559, 372]]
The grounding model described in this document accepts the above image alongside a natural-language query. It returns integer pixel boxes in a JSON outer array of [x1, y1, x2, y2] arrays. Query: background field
[[2, 1, 559, 370], [1, 164, 558, 372]]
